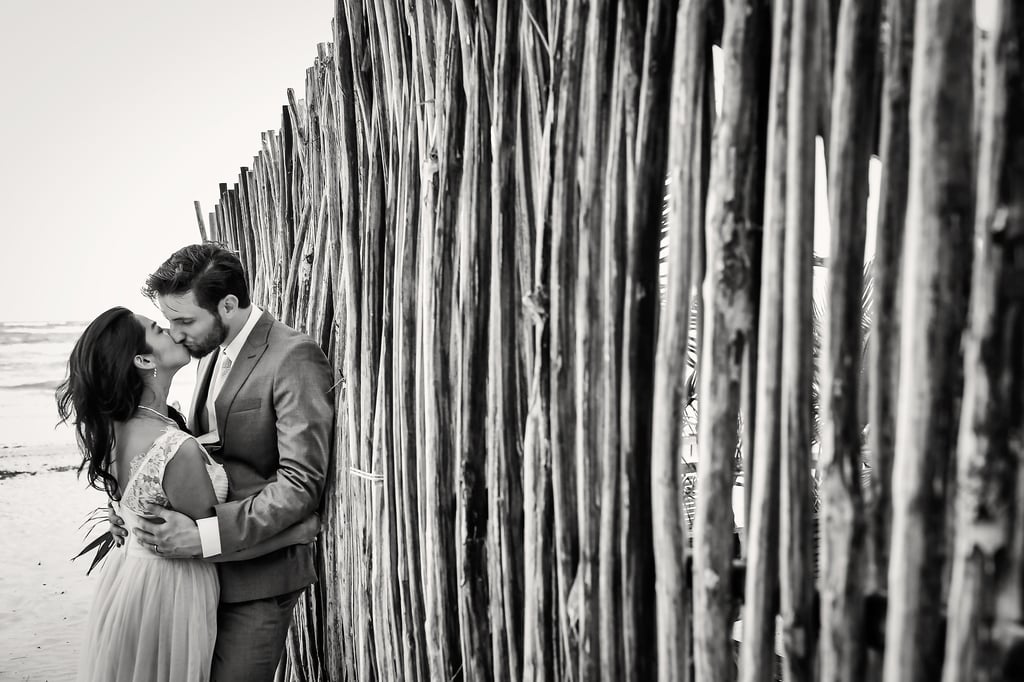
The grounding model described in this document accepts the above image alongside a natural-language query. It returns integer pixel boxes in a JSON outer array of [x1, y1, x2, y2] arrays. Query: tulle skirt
[[77, 546, 219, 682]]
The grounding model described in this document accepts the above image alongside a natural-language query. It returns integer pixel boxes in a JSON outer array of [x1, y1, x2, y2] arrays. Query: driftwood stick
[[574, 0, 614, 679], [596, 3, 632, 677], [693, 1, 767, 679], [883, 0, 975, 680], [867, 0, 914, 597], [942, 1, 1024, 679], [739, 0, 791, 676], [651, 2, 708, 681], [778, 0, 820, 679], [194, 200, 208, 242], [485, 1, 524, 680], [616, 0, 677, 675], [546, 2, 585, 677], [818, 0, 882, 678]]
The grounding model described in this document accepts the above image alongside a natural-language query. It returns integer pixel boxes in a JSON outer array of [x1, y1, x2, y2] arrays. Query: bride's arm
[[161, 440, 219, 520], [161, 441, 319, 562]]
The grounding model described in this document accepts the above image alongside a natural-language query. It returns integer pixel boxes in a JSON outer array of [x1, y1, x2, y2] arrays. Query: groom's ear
[[219, 294, 239, 317]]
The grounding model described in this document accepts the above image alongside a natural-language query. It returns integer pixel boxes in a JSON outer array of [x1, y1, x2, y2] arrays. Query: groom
[[124, 243, 334, 680]]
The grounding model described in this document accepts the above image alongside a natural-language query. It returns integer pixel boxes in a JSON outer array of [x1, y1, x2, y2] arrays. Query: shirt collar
[[220, 305, 263, 363]]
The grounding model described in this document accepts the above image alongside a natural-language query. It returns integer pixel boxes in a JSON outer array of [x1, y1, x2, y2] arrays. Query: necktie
[[203, 351, 232, 440], [212, 353, 233, 400]]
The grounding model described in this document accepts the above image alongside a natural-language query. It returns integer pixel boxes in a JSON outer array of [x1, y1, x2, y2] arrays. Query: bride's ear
[[133, 354, 154, 372]]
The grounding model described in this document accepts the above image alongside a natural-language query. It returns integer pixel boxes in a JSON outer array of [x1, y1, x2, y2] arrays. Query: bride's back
[[112, 418, 174, 495]]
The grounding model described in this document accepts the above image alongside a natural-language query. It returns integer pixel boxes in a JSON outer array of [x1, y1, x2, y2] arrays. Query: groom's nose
[[169, 327, 186, 343]]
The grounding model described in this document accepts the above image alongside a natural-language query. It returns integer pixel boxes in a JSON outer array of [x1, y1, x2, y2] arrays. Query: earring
[[152, 368, 158, 379]]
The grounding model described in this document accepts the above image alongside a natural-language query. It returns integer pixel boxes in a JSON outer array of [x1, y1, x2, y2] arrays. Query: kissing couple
[[57, 243, 335, 681]]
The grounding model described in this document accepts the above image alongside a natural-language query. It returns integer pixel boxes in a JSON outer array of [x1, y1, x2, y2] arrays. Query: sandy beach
[[0, 444, 107, 681]]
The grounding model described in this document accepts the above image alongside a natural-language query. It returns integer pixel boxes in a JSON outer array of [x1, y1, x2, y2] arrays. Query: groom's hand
[[133, 505, 203, 559]]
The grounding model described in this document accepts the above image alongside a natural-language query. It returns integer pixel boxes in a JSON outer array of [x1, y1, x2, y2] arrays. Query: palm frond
[[810, 259, 874, 445], [73, 531, 116, 576], [74, 506, 117, 576], [77, 505, 114, 538]]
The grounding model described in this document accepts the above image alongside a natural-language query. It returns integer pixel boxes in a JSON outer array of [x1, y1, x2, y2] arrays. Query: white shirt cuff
[[196, 516, 222, 558]]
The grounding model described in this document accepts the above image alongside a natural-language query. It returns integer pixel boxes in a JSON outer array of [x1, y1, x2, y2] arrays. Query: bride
[[57, 307, 318, 682]]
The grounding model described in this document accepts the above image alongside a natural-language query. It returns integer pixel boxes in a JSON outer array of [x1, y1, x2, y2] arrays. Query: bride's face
[[135, 314, 191, 372]]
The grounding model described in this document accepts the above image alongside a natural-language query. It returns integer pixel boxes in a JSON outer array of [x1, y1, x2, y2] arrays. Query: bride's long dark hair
[[56, 307, 151, 500]]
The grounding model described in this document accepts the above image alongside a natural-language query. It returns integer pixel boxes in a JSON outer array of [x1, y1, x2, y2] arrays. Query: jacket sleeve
[[213, 337, 334, 553]]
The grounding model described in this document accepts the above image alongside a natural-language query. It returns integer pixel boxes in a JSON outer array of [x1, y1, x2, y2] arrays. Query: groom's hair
[[144, 242, 252, 312]]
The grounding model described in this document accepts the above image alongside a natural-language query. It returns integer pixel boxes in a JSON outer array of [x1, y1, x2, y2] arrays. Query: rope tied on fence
[[348, 467, 385, 484]]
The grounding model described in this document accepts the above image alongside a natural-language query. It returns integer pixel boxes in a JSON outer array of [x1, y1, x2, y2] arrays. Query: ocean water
[[0, 321, 198, 449]]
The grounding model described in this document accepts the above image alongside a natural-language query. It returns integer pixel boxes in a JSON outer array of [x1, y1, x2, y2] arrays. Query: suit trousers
[[210, 588, 303, 682]]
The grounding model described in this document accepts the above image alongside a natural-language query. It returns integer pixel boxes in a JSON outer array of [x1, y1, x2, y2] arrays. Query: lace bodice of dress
[[120, 428, 229, 516]]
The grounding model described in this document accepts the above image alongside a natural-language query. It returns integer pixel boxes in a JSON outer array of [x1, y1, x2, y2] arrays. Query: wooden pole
[[739, 0, 790, 675], [597, 4, 630, 677], [486, 3, 525, 679], [419, 9, 463, 680], [818, 0, 881, 679], [453, 7, 494, 679], [618, 1, 676, 678], [575, 0, 615, 678], [194, 200, 208, 242], [867, 0, 913, 597], [779, 0, 819, 679], [693, 0, 767, 678], [548, 2, 585, 677], [519, 3, 556, 679], [652, 2, 707, 681], [942, 1, 1024, 678], [883, 0, 975, 680]]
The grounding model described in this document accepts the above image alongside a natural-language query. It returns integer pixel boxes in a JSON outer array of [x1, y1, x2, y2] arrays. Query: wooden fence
[[198, 0, 1024, 680]]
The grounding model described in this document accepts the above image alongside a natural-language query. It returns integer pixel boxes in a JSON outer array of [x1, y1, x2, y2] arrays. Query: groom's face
[[157, 291, 228, 359]]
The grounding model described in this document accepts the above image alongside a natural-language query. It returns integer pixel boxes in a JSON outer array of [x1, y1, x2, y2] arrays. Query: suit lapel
[[189, 353, 217, 431], [214, 312, 273, 440]]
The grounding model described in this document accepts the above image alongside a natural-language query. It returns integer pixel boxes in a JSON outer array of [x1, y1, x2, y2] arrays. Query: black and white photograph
[[0, 0, 1019, 680]]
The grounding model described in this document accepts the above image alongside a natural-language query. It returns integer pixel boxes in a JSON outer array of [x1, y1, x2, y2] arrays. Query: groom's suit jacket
[[189, 310, 334, 603]]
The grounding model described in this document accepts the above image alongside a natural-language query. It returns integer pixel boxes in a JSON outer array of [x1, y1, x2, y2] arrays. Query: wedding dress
[[77, 428, 229, 682]]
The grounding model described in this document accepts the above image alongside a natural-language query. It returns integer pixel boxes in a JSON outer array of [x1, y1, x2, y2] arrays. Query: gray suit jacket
[[189, 311, 334, 603]]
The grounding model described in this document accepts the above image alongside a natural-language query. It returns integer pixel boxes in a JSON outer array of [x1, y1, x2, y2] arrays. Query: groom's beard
[[186, 314, 228, 358]]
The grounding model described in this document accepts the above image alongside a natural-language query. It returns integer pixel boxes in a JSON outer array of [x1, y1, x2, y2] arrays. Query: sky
[[0, 1, 997, 323], [0, 1, 334, 322]]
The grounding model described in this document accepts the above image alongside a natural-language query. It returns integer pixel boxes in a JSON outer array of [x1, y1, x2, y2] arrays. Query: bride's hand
[[107, 502, 127, 547]]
